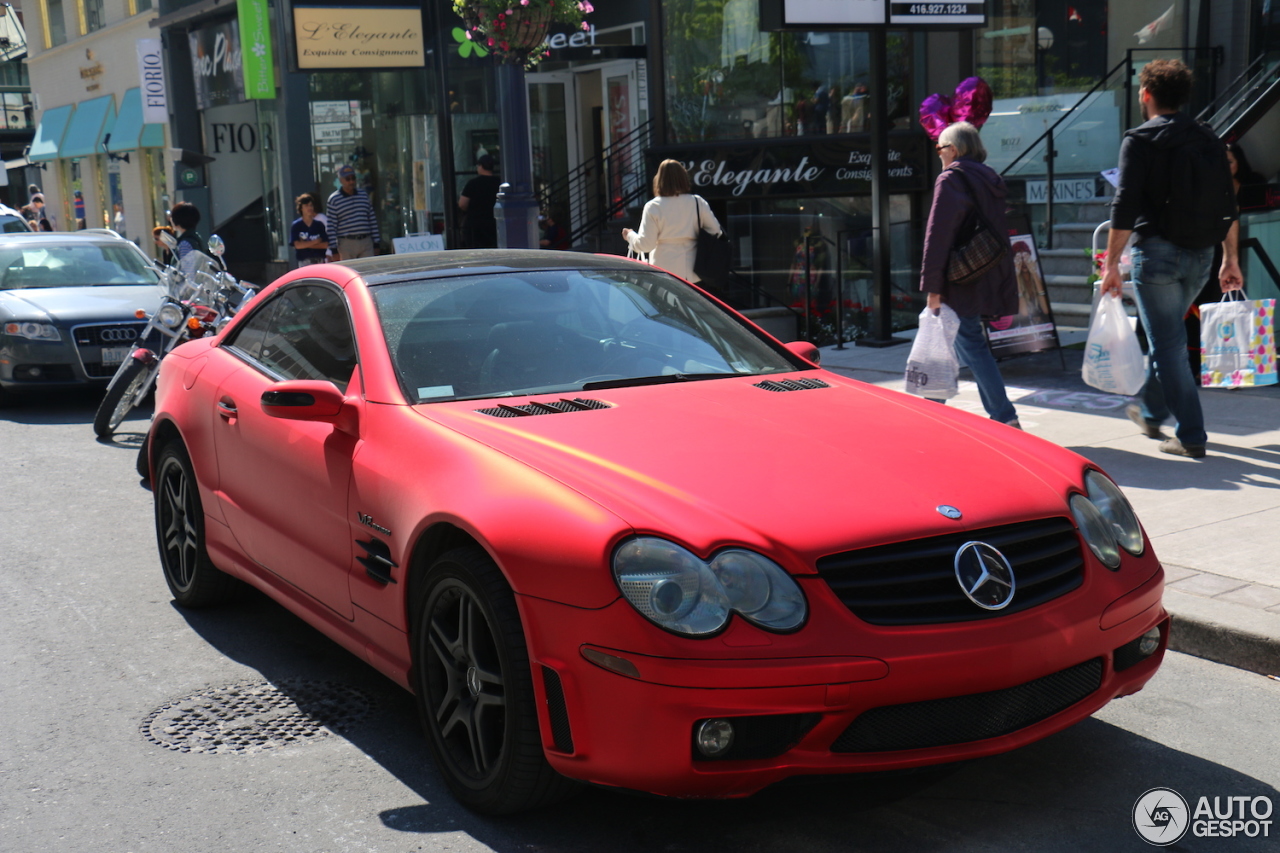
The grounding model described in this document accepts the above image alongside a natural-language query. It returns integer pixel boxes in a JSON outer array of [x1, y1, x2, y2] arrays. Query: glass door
[[526, 71, 579, 234]]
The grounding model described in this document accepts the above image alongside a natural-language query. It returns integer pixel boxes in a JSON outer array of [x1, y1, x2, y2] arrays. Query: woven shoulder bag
[[945, 167, 1009, 285]]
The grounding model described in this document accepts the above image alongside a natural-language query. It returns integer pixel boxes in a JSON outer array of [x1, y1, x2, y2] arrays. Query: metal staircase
[[1198, 54, 1280, 142]]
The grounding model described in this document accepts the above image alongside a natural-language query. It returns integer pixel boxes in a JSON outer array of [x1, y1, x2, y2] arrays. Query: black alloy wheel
[[412, 547, 576, 814], [154, 442, 240, 607]]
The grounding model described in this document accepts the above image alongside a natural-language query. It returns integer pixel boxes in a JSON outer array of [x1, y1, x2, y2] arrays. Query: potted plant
[[453, 0, 593, 68]]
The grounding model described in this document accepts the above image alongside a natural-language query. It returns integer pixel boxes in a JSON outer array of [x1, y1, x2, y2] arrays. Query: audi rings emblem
[[954, 541, 1016, 610], [99, 327, 138, 342]]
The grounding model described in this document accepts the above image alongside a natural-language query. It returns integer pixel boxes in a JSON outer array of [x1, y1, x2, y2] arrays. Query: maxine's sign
[[651, 138, 930, 200]]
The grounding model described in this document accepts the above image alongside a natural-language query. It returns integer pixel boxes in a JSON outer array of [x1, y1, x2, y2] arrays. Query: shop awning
[[28, 104, 75, 162], [105, 89, 168, 152], [59, 95, 116, 159]]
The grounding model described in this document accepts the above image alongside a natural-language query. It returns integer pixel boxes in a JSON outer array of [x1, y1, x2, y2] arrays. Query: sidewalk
[[818, 328, 1280, 676]]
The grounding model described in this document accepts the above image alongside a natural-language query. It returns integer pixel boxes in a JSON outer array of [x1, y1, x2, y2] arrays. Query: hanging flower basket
[[454, 0, 592, 69]]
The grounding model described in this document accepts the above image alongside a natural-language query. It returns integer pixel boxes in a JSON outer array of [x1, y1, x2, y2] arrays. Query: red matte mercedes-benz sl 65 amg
[[144, 250, 1167, 814]]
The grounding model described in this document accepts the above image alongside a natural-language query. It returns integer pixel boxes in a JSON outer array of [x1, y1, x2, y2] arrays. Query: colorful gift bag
[[1200, 294, 1277, 387]]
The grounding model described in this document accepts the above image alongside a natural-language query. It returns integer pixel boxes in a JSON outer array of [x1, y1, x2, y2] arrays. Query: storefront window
[[662, 0, 914, 142], [308, 67, 440, 245]]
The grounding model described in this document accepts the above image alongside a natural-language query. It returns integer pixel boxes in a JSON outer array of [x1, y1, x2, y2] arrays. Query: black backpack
[[1153, 121, 1237, 250]]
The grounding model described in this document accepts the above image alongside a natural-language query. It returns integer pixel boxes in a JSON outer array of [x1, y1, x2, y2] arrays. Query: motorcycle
[[93, 233, 256, 439]]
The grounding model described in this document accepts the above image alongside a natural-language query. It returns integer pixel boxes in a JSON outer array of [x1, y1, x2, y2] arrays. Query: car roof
[[341, 249, 653, 285], [0, 231, 134, 247]]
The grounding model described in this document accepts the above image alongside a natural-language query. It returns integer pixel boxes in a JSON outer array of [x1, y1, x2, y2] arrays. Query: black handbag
[[692, 196, 732, 287], [945, 168, 1008, 285]]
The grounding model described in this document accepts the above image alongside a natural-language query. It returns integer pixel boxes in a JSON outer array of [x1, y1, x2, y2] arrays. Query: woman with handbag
[[919, 121, 1021, 427], [622, 160, 723, 284]]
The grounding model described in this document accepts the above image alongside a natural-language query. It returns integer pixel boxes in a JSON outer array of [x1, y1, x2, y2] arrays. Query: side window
[[226, 284, 357, 391]]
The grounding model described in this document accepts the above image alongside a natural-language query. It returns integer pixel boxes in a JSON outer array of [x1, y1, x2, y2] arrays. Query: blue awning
[[105, 89, 144, 152], [59, 95, 116, 159], [29, 104, 75, 162], [140, 121, 166, 149]]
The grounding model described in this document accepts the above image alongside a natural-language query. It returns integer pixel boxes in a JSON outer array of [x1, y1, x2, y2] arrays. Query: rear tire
[[411, 546, 577, 814], [154, 441, 240, 607], [94, 357, 152, 438]]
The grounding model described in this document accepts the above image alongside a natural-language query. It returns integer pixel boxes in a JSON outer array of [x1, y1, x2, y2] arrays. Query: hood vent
[[476, 397, 612, 418], [754, 377, 830, 392]]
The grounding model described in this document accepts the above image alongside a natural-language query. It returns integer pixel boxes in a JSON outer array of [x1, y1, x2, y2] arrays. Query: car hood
[[0, 284, 162, 322], [417, 374, 1090, 570]]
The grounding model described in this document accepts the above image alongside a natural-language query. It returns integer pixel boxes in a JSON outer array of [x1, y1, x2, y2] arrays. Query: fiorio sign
[[136, 39, 169, 123], [293, 5, 425, 69], [650, 138, 929, 200]]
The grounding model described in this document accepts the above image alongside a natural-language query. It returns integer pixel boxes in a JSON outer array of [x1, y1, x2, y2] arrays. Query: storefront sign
[[203, 101, 264, 227], [190, 20, 245, 110], [238, 0, 276, 100], [292, 6, 425, 69], [136, 39, 169, 124], [765, 0, 985, 27], [393, 234, 444, 253], [651, 138, 930, 200]]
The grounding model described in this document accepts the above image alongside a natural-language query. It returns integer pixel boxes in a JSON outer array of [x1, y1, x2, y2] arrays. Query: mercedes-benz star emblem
[[954, 541, 1016, 610], [466, 665, 481, 697], [936, 505, 962, 520]]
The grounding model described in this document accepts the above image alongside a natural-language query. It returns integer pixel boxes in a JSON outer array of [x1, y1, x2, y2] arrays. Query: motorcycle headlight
[[1070, 493, 1121, 570], [1084, 470, 1144, 556], [612, 538, 807, 637], [157, 303, 185, 329], [3, 322, 61, 341]]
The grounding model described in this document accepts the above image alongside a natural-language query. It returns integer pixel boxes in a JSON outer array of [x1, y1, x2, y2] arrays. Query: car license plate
[[101, 346, 132, 365]]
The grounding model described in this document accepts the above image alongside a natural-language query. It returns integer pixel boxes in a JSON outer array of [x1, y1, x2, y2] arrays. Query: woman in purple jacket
[[919, 121, 1021, 428]]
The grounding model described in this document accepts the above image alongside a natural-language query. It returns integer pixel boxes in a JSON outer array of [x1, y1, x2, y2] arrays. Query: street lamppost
[[495, 62, 540, 249], [1037, 26, 1055, 94]]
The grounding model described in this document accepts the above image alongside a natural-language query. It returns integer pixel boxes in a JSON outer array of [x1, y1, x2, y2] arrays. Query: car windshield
[[373, 267, 807, 402], [0, 243, 160, 290]]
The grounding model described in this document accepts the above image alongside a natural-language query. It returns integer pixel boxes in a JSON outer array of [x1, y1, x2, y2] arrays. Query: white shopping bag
[[1082, 293, 1145, 395], [905, 305, 960, 400], [1200, 292, 1278, 388]]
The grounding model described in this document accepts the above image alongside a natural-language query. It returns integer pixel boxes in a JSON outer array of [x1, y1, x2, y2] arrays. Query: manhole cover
[[142, 679, 373, 754]]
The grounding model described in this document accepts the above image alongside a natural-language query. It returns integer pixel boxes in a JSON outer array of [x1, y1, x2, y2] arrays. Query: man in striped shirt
[[326, 164, 380, 260]]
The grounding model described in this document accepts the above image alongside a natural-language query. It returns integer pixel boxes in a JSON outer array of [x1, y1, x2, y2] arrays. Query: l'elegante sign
[[293, 6, 425, 69], [649, 138, 931, 200]]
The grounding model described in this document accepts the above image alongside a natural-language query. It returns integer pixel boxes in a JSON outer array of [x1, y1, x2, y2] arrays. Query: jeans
[[954, 313, 1018, 424], [1130, 235, 1213, 447]]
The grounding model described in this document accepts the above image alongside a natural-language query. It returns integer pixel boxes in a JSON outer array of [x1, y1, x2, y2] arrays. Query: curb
[[1164, 589, 1280, 677]]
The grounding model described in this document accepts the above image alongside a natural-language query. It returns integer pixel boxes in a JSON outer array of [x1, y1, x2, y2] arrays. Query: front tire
[[94, 357, 153, 438], [411, 547, 576, 814], [154, 441, 239, 607]]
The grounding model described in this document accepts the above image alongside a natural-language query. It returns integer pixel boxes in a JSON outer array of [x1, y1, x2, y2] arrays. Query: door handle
[[217, 398, 238, 418]]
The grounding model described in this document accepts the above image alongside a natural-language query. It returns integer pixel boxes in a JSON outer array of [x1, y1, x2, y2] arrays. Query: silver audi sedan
[[0, 232, 164, 402]]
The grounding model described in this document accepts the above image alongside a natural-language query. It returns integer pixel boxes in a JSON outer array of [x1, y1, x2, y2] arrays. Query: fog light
[[29, 366, 42, 377], [695, 719, 734, 757], [1138, 626, 1161, 656]]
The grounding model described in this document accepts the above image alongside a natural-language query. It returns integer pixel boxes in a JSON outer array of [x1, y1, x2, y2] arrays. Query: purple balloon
[[952, 77, 993, 129], [919, 92, 954, 140]]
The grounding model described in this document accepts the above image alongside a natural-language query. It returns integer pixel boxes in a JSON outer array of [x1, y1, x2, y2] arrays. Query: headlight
[[1070, 493, 1121, 569], [1085, 470, 1144, 555], [612, 537, 807, 637], [157, 303, 186, 329], [3, 322, 61, 341]]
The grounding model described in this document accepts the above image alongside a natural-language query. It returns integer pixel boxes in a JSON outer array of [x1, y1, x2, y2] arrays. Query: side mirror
[[157, 231, 178, 252], [785, 340, 821, 365], [261, 380, 356, 434], [208, 234, 225, 257]]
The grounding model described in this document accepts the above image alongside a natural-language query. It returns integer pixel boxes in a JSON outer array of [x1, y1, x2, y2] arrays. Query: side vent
[[541, 666, 574, 753], [754, 377, 831, 392], [356, 539, 399, 585], [475, 398, 612, 418]]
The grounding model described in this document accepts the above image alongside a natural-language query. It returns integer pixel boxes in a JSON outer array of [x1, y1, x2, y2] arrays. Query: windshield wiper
[[583, 372, 738, 391]]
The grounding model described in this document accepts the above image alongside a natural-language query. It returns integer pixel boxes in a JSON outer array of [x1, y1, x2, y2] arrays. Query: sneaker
[[1159, 438, 1206, 458], [1126, 404, 1166, 439]]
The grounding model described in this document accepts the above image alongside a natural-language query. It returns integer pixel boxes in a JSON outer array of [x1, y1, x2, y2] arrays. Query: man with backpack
[[1099, 58, 1243, 459]]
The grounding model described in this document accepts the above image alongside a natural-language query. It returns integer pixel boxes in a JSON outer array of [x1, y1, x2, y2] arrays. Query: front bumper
[[518, 566, 1167, 799]]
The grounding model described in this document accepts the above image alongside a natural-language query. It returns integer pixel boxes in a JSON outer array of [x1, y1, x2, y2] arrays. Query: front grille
[[72, 322, 147, 347], [13, 364, 76, 382], [816, 517, 1084, 625], [693, 713, 821, 762], [831, 658, 1103, 753]]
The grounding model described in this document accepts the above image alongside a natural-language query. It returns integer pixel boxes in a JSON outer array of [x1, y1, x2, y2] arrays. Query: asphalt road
[[2, 390, 1277, 853]]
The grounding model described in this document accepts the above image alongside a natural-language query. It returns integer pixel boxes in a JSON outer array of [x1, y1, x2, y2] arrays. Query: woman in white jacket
[[623, 159, 723, 283]]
